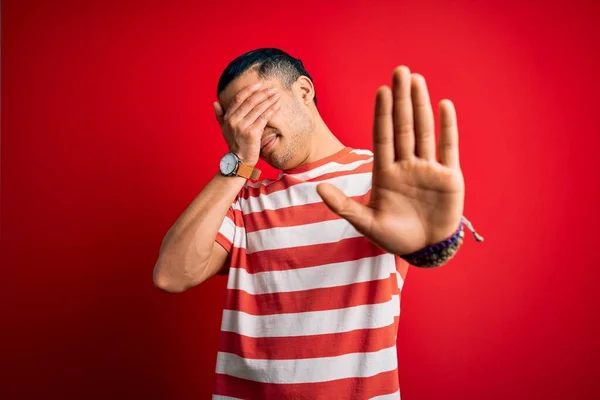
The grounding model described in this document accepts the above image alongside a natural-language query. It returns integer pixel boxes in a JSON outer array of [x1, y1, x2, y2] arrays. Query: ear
[[295, 76, 315, 105]]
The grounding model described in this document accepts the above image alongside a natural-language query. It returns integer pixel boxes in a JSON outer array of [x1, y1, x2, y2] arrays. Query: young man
[[154, 48, 482, 399]]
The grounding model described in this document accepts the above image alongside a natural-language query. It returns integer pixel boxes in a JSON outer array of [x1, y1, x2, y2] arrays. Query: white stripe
[[221, 295, 399, 337], [218, 217, 247, 249], [232, 172, 372, 213], [286, 157, 373, 181], [246, 218, 362, 253], [396, 271, 404, 292], [393, 271, 402, 317], [244, 177, 278, 189], [351, 149, 374, 156], [216, 345, 398, 384], [371, 390, 401, 400], [232, 226, 246, 249], [228, 254, 397, 294], [212, 396, 244, 400], [217, 216, 235, 243]]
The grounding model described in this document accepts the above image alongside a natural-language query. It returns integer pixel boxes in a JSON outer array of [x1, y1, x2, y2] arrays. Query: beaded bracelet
[[401, 216, 484, 268]]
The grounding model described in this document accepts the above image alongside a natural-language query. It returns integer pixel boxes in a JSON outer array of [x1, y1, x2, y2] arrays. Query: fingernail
[[252, 83, 262, 89], [267, 88, 279, 94]]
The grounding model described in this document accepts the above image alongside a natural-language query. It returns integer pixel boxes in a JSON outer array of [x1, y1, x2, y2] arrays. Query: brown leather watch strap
[[237, 162, 261, 180]]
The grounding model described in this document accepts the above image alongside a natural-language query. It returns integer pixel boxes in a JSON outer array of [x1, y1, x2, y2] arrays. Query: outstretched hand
[[317, 66, 465, 256]]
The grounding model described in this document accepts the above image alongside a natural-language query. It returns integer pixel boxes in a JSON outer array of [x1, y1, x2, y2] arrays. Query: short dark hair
[[217, 48, 317, 106]]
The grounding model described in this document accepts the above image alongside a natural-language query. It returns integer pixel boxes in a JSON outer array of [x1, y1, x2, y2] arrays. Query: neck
[[294, 111, 345, 168]]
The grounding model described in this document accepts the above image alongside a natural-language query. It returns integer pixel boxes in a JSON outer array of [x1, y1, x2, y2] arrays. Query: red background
[[2, 0, 599, 399]]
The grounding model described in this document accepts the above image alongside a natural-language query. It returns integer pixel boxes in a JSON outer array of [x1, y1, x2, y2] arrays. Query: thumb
[[316, 183, 374, 235], [213, 101, 224, 125]]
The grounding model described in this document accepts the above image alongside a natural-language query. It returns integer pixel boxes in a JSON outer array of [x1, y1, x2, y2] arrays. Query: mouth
[[260, 135, 278, 155]]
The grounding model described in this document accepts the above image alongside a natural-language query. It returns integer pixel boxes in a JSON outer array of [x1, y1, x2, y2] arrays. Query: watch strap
[[237, 162, 261, 180]]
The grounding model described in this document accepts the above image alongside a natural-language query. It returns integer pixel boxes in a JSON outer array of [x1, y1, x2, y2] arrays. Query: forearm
[[154, 173, 245, 289]]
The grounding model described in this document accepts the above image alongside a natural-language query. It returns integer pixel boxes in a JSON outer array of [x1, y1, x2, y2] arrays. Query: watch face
[[220, 153, 238, 175]]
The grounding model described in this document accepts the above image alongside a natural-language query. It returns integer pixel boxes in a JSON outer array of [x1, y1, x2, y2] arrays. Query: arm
[[153, 174, 246, 293], [153, 82, 281, 293], [317, 66, 479, 263]]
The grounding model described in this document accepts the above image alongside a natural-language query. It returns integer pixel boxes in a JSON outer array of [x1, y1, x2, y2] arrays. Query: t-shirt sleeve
[[215, 205, 237, 254]]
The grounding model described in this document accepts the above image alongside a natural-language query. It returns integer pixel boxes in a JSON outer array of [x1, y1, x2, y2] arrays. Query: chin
[[264, 139, 298, 170], [265, 154, 287, 170], [267, 159, 284, 170], [275, 157, 298, 171]]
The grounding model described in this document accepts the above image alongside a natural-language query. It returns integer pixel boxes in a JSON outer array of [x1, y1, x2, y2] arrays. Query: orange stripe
[[240, 191, 371, 232], [214, 369, 399, 399], [215, 232, 232, 253], [225, 274, 399, 315], [396, 255, 409, 281], [218, 323, 398, 361], [243, 237, 386, 273], [225, 237, 408, 278]]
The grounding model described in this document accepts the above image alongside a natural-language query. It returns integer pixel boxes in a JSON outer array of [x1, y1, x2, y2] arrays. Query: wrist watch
[[219, 152, 261, 180]]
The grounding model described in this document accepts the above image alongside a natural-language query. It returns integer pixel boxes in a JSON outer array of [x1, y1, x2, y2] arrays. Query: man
[[154, 48, 482, 399]]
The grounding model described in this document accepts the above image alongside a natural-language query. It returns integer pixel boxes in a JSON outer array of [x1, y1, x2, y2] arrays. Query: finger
[[438, 99, 460, 168], [373, 86, 394, 169], [247, 100, 281, 131], [316, 183, 375, 237], [411, 74, 436, 161], [392, 66, 415, 161], [224, 82, 262, 120], [228, 87, 277, 123], [243, 92, 281, 127], [213, 102, 224, 126]]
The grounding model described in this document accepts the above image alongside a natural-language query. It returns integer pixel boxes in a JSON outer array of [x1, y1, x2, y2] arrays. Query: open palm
[[317, 66, 465, 256]]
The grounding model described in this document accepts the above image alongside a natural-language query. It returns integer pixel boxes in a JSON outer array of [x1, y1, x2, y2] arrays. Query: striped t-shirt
[[213, 147, 409, 399]]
